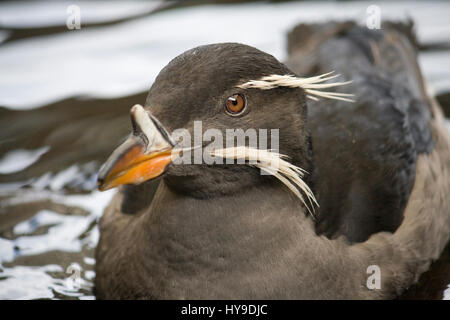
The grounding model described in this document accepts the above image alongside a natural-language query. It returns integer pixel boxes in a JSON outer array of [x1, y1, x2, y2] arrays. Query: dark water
[[0, 0, 449, 299]]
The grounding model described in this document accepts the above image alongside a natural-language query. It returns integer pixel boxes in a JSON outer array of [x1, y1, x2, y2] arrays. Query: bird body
[[95, 23, 450, 299]]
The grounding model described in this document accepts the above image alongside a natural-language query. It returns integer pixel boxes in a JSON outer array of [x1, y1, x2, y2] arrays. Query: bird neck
[[139, 179, 332, 298], [148, 178, 314, 247]]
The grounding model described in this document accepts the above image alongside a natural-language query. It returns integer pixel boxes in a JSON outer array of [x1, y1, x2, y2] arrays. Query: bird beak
[[97, 104, 175, 191]]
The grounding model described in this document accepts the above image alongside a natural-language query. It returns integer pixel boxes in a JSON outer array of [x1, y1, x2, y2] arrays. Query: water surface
[[0, 0, 449, 299]]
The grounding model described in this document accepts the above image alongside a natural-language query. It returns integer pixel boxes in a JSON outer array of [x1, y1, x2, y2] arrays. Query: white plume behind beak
[[237, 71, 355, 102], [209, 146, 318, 217]]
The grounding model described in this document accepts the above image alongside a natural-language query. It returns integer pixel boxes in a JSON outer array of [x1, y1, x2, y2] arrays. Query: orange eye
[[225, 94, 246, 115]]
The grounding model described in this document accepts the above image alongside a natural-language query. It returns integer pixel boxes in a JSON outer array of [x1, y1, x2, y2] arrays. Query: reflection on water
[[0, 0, 450, 299], [0, 185, 114, 299], [1, 0, 450, 110], [0, 147, 50, 174]]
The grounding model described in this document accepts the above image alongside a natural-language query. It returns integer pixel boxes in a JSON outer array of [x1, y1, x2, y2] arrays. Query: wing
[[286, 22, 434, 242]]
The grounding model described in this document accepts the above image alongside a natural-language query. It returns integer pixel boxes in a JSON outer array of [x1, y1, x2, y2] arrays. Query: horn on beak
[[97, 104, 175, 191]]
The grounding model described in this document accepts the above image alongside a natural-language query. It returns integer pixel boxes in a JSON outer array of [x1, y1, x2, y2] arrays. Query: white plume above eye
[[237, 71, 355, 102]]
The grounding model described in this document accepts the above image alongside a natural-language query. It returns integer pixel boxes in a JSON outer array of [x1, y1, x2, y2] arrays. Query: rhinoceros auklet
[[95, 24, 450, 299]]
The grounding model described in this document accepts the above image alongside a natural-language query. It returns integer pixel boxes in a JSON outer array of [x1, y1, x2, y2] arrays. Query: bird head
[[98, 43, 352, 210]]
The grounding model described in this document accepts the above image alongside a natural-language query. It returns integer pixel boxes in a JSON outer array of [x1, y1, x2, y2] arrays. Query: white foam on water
[[0, 187, 115, 299], [0, 188, 115, 262], [12, 210, 93, 257], [49, 165, 81, 191], [13, 209, 64, 234], [0, 146, 50, 174], [0, 263, 94, 300], [0, 265, 64, 300], [444, 284, 450, 300], [0, 161, 99, 192], [0, 237, 14, 263]]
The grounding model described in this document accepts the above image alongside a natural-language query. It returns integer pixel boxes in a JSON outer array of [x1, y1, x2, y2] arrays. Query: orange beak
[[97, 105, 175, 191]]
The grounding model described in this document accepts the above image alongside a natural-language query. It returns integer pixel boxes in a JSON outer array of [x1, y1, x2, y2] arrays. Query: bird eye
[[225, 94, 246, 115]]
